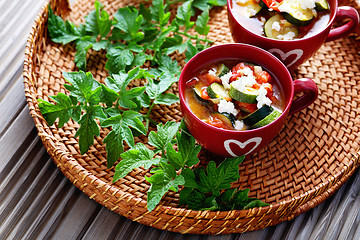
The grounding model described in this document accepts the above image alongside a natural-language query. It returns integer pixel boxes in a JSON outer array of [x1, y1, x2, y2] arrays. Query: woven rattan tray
[[23, 0, 360, 235]]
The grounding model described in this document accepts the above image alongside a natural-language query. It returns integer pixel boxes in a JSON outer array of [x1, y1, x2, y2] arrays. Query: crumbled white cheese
[[277, 31, 296, 40], [241, 67, 253, 77], [254, 66, 263, 76], [231, 77, 257, 92], [299, 0, 316, 9], [248, 9, 257, 16], [272, 21, 281, 32], [220, 70, 232, 90], [208, 68, 217, 76], [278, 0, 316, 12], [218, 99, 239, 116], [256, 85, 272, 108], [230, 67, 257, 92], [234, 120, 245, 130]]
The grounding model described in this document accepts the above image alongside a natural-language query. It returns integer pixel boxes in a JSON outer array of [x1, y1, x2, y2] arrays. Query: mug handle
[[289, 78, 318, 115], [326, 6, 360, 42]]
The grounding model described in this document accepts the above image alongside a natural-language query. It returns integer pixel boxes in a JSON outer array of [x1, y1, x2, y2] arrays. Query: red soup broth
[[184, 60, 286, 131], [230, 0, 331, 40]]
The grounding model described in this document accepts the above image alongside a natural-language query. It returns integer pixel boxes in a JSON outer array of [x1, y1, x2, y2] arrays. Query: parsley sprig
[[113, 122, 269, 212], [39, 0, 269, 212], [47, 0, 215, 71]]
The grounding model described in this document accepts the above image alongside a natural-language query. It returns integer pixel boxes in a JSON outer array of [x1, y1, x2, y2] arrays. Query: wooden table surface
[[1, 0, 360, 239]]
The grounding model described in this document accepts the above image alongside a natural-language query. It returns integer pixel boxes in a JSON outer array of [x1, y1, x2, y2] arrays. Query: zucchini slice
[[315, 0, 329, 11], [229, 85, 259, 104], [207, 83, 230, 100], [252, 109, 281, 128], [264, 14, 299, 40], [236, 0, 263, 17], [242, 105, 273, 126], [279, 0, 315, 26], [194, 85, 220, 104], [217, 64, 230, 78], [194, 83, 208, 102], [212, 112, 236, 128]]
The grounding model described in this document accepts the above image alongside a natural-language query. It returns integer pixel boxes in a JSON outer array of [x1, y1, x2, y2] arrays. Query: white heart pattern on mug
[[224, 137, 262, 157], [268, 48, 303, 68]]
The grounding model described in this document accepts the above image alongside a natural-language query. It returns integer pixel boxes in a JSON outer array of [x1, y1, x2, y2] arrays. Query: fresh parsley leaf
[[167, 131, 201, 170], [148, 121, 180, 152], [92, 39, 108, 51], [75, 105, 106, 154], [85, 0, 112, 37], [105, 46, 134, 74], [180, 168, 198, 189], [63, 71, 101, 105], [99, 84, 119, 107], [181, 188, 206, 210], [185, 41, 198, 62], [156, 54, 181, 77], [113, 143, 160, 182], [149, 26, 177, 52], [175, 0, 195, 31], [208, 0, 227, 6], [101, 111, 147, 167], [105, 68, 146, 110], [150, 0, 171, 26], [145, 162, 185, 212], [38, 93, 81, 127], [244, 199, 270, 209], [193, 0, 227, 11], [74, 36, 95, 70], [113, 7, 144, 42], [47, 6, 83, 44], [154, 93, 179, 105], [195, 7, 210, 35], [197, 156, 244, 196]]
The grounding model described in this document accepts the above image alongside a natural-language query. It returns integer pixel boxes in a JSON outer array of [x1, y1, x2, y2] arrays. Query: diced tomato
[[204, 117, 233, 130], [200, 88, 211, 100], [263, 83, 277, 101], [262, 0, 282, 11], [230, 62, 255, 83], [252, 83, 261, 90], [256, 71, 271, 84], [232, 62, 254, 74], [235, 101, 257, 113], [205, 73, 221, 85], [229, 73, 241, 83], [267, 91, 278, 103]]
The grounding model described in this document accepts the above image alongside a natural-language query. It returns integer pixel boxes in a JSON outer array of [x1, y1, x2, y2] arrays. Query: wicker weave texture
[[23, 0, 360, 235]]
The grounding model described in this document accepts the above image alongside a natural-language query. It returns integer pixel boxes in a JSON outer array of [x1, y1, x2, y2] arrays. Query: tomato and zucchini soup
[[184, 61, 285, 131], [230, 0, 330, 40]]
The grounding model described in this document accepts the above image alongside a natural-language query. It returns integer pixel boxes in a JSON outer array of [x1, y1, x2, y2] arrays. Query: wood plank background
[[0, 0, 359, 239]]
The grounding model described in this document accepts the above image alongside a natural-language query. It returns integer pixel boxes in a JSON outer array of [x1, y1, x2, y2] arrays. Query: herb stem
[[144, 101, 158, 128], [177, 31, 214, 44]]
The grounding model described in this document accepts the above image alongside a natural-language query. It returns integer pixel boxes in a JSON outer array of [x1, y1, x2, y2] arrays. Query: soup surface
[[184, 60, 285, 131], [230, 0, 330, 40]]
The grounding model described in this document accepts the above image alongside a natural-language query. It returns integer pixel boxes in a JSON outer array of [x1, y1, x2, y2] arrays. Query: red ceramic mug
[[179, 43, 318, 157], [227, 0, 360, 71]]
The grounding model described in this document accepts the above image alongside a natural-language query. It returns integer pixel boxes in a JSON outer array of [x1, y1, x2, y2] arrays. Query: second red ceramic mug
[[227, 0, 360, 70]]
